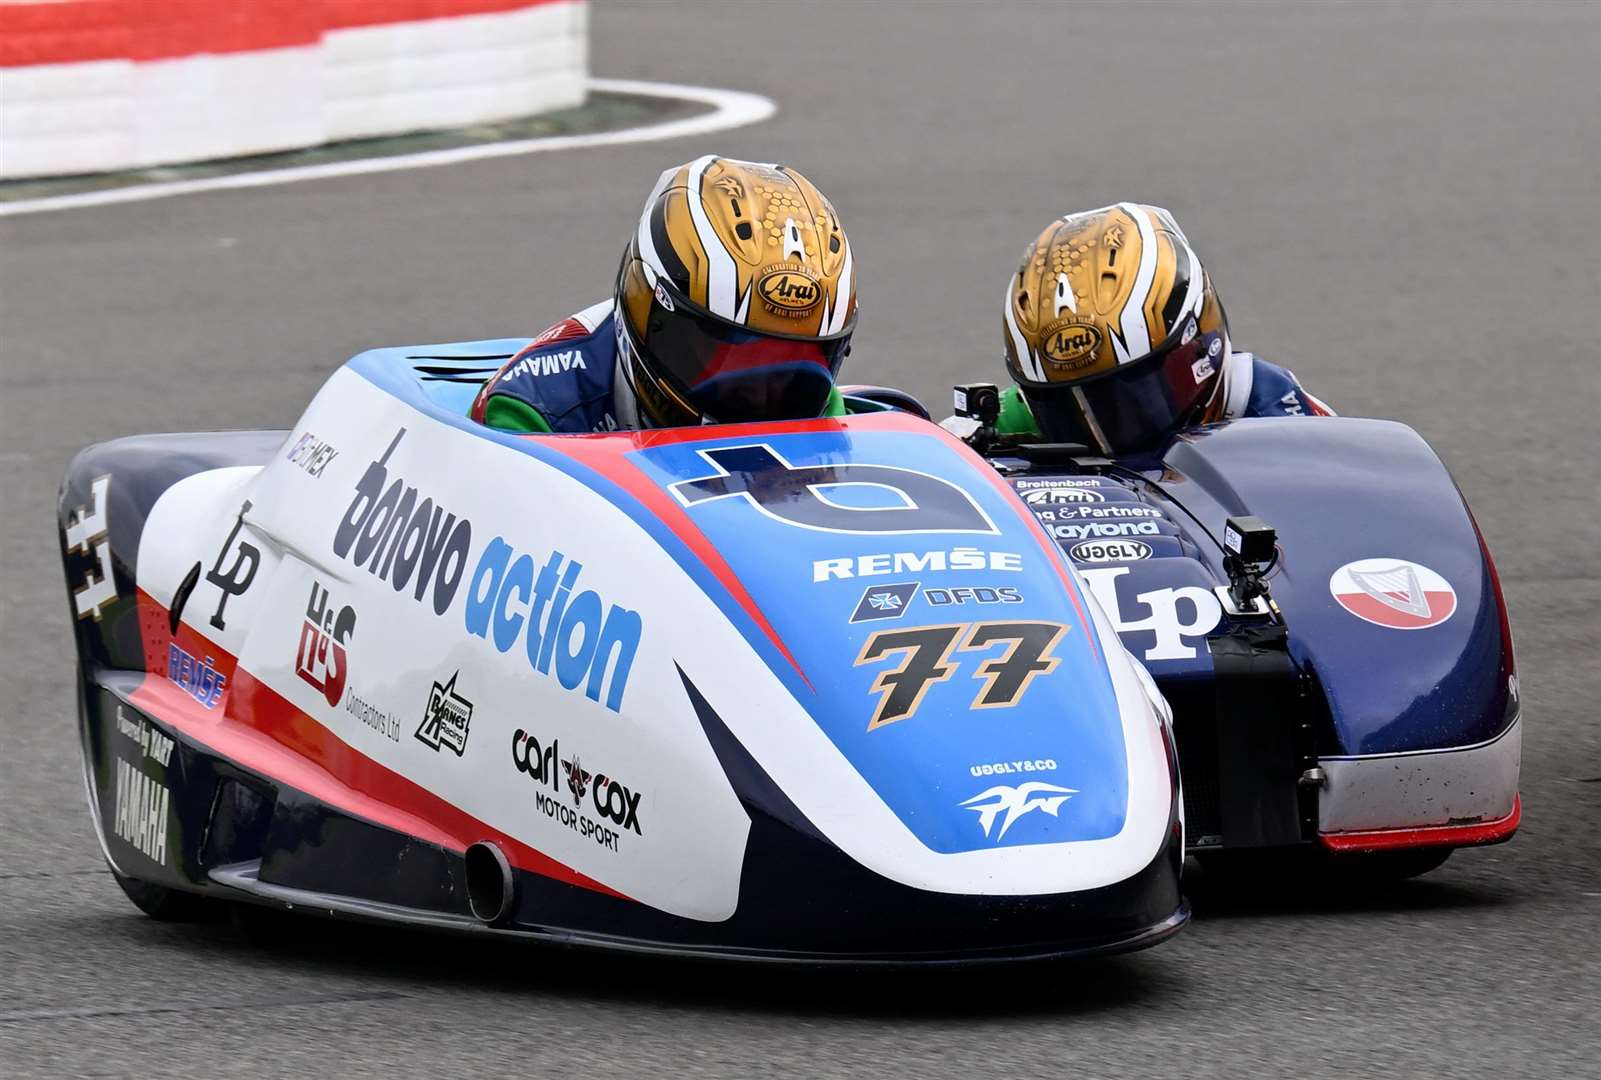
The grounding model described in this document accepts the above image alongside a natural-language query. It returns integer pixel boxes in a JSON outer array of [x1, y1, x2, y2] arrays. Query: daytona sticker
[[1329, 558, 1457, 629]]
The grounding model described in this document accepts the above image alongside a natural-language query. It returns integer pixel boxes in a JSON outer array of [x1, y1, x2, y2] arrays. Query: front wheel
[[112, 870, 217, 921]]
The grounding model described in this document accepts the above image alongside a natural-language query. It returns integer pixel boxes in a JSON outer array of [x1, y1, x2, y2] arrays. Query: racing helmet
[[615, 156, 857, 427], [1002, 204, 1230, 454]]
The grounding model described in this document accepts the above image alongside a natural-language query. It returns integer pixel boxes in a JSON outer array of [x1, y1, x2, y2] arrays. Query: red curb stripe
[[0, 0, 567, 68]]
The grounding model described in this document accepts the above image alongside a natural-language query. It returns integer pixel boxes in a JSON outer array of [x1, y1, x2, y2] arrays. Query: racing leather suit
[[470, 300, 848, 434], [993, 351, 1332, 436]]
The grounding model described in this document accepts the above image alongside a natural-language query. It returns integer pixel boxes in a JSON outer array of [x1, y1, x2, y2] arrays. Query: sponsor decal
[[512, 729, 643, 852], [113, 757, 170, 865], [167, 643, 226, 709], [756, 265, 822, 316], [1208, 336, 1223, 358], [464, 543, 640, 713], [1078, 566, 1223, 661], [1191, 355, 1215, 383], [1329, 558, 1457, 630], [1040, 319, 1101, 368], [850, 582, 918, 623], [961, 781, 1077, 840], [925, 586, 1023, 606], [295, 581, 356, 707], [1047, 505, 1164, 521], [345, 688, 401, 741], [504, 349, 587, 379], [334, 429, 473, 617], [671, 443, 997, 536], [64, 474, 117, 621], [652, 280, 676, 312], [1069, 539, 1152, 564], [1012, 478, 1110, 491], [415, 671, 472, 756], [815, 548, 1023, 582], [855, 620, 1067, 730], [1022, 487, 1104, 505], [1180, 318, 1198, 345], [970, 758, 1057, 778], [1052, 521, 1160, 541], [285, 432, 340, 478], [205, 500, 259, 631], [1279, 391, 1306, 416], [116, 705, 175, 770]]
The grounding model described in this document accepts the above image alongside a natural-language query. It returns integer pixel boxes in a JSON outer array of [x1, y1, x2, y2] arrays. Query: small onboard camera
[[1222, 515, 1278, 612], [944, 382, 1002, 450]]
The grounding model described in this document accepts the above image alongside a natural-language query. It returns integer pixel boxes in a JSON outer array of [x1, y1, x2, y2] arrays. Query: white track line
[[0, 78, 777, 218]]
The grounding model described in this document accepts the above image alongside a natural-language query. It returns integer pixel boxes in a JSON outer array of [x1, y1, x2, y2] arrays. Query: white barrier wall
[[0, 1, 587, 180]]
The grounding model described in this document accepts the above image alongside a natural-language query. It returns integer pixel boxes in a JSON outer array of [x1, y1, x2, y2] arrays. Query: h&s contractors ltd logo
[[961, 781, 1077, 841], [295, 581, 356, 707], [415, 671, 473, 756]]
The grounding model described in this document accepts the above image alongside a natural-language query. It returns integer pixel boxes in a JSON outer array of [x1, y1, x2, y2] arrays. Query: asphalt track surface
[[2, 2, 1597, 1077]]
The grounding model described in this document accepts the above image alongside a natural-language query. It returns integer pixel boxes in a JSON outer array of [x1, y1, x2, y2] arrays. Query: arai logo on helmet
[[1329, 558, 1457, 630], [1040, 319, 1101, 367], [756, 265, 821, 315]]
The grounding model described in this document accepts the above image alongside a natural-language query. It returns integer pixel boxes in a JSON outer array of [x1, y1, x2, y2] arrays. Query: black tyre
[[1327, 846, 1453, 882], [112, 870, 217, 921], [1194, 844, 1454, 889]]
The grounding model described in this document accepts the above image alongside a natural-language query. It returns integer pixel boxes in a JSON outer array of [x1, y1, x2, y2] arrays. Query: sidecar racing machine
[[60, 341, 1188, 964], [59, 341, 1518, 963]]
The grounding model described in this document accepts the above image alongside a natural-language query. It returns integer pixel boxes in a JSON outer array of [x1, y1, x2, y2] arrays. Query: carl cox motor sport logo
[[1329, 558, 1457, 629]]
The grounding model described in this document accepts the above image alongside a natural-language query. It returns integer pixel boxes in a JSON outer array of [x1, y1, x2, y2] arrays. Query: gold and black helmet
[[615, 156, 857, 427], [1003, 203, 1229, 453]]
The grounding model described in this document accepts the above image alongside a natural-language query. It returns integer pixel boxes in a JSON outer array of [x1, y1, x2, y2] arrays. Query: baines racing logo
[[295, 581, 356, 707], [961, 781, 1077, 840], [415, 671, 472, 755], [512, 729, 643, 852], [167, 643, 226, 708], [334, 429, 473, 617], [64, 474, 118, 621], [285, 431, 339, 478]]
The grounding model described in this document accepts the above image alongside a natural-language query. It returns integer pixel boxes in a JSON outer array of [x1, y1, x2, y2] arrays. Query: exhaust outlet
[[464, 841, 515, 925]]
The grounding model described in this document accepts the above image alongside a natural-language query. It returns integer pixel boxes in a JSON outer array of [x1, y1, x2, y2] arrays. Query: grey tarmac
[[1, 2, 1596, 1077]]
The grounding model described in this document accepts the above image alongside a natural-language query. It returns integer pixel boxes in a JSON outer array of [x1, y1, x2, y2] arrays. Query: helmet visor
[[639, 282, 852, 424], [1030, 332, 1222, 453]]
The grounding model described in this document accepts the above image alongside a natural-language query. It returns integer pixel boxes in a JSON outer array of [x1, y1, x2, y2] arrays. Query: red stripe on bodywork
[[130, 589, 625, 900], [1319, 795, 1521, 853]]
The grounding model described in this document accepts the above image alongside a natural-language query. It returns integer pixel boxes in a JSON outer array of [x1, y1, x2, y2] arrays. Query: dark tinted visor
[[1030, 332, 1220, 453], [641, 284, 852, 424]]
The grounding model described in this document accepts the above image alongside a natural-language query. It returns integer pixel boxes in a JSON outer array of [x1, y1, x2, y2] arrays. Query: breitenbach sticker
[[1329, 558, 1457, 630]]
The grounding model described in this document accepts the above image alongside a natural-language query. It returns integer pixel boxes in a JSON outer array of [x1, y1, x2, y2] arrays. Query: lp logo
[[206, 500, 259, 631], [1077, 566, 1222, 661], [669, 444, 996, 535]]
